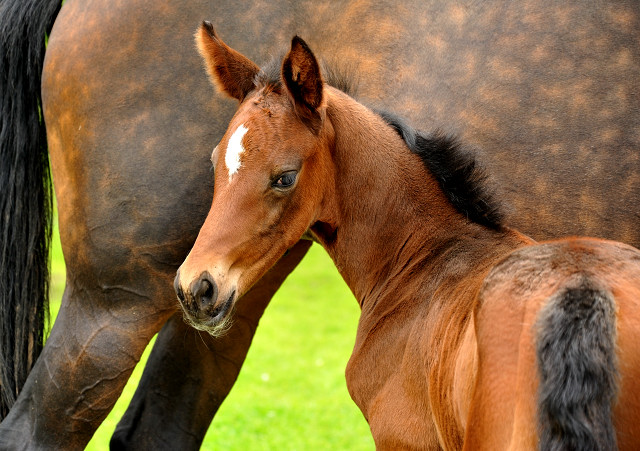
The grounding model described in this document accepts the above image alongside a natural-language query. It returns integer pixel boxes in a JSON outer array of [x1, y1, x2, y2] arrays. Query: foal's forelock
[[254, 53, 356, 97]]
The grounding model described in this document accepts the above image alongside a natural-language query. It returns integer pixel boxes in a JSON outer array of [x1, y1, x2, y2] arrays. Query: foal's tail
[[0, 0, 62, 419], [535, 281, 619, 450]]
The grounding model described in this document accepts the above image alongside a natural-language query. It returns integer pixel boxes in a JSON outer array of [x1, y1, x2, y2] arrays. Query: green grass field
[[48, 217, 374, 449]]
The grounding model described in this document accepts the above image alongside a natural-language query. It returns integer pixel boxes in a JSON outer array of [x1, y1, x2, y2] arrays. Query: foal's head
[[175, 23, 336, 334]]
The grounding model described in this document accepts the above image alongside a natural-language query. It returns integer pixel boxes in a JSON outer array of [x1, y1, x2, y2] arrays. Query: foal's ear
[[196, 21, 260, 102], [282, 36, 324, 131]]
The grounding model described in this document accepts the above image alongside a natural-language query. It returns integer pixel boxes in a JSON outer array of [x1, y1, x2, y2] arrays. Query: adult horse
[[1, 0, 638, 448], [177, 26, 640, 449]]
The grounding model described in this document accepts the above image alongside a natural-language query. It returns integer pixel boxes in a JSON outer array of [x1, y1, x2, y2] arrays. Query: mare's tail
[[0, 0, 62, 419], [535, 282, 619, 450]]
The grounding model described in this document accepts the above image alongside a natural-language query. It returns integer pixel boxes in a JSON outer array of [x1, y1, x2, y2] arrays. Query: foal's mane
[[377, 111, 505, 231]]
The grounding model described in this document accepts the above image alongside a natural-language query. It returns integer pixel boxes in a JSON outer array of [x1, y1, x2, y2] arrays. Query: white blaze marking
[[211, 145, 219, 168], [225, 124, 249, 182]]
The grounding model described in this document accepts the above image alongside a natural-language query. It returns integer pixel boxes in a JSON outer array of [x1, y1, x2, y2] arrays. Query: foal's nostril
[[203, 280, 214, 300], [197, 279, 214, 304], [192, 273, 218, 310]]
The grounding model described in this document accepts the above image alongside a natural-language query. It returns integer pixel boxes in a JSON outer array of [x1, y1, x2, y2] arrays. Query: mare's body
[[1, 0, 639, 448], [177, 28, 640, 449]]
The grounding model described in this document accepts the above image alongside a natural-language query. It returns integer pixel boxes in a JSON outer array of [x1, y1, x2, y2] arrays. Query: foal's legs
[[111, 241, 311, 449]]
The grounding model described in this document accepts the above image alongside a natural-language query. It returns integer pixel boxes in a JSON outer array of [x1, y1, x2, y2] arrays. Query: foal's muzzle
[[174, 270, 234, 332]]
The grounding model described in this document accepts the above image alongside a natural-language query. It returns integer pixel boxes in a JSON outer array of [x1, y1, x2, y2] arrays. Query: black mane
[[377, 110, 505, 231]]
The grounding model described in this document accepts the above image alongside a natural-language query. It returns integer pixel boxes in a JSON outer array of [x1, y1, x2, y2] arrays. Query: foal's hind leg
[[0, 275, 176, 449], [111, 241, 311, 449]]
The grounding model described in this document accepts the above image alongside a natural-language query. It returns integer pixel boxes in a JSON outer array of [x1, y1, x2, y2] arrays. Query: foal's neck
[[320, 88, 521, 306]]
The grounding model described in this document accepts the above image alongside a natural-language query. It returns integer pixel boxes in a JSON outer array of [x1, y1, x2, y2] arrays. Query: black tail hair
[[0, 0, 62, 419], [535, 282, 619, 450]]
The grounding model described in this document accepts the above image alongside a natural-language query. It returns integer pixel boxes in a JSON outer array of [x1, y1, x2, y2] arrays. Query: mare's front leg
[[111, 240, 311, 449], [0, 273, 176, 450]]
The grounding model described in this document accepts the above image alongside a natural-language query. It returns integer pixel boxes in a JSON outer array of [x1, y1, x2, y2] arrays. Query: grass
[[48, 216, 374, 449]]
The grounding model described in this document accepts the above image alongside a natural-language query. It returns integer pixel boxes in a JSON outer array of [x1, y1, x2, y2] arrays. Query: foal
[[175, 23, 640, 449]]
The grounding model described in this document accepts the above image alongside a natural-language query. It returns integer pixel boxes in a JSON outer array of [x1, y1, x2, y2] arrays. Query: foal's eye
[[272, 171, 298, 189]]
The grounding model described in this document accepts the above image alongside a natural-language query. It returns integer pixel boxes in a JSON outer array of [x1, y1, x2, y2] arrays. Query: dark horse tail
[[0, 0, 62, 419], [535, 280, 619, 450]]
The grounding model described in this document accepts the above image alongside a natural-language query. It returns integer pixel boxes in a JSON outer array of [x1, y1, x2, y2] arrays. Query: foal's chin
[[181, 291, 236, 337]]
